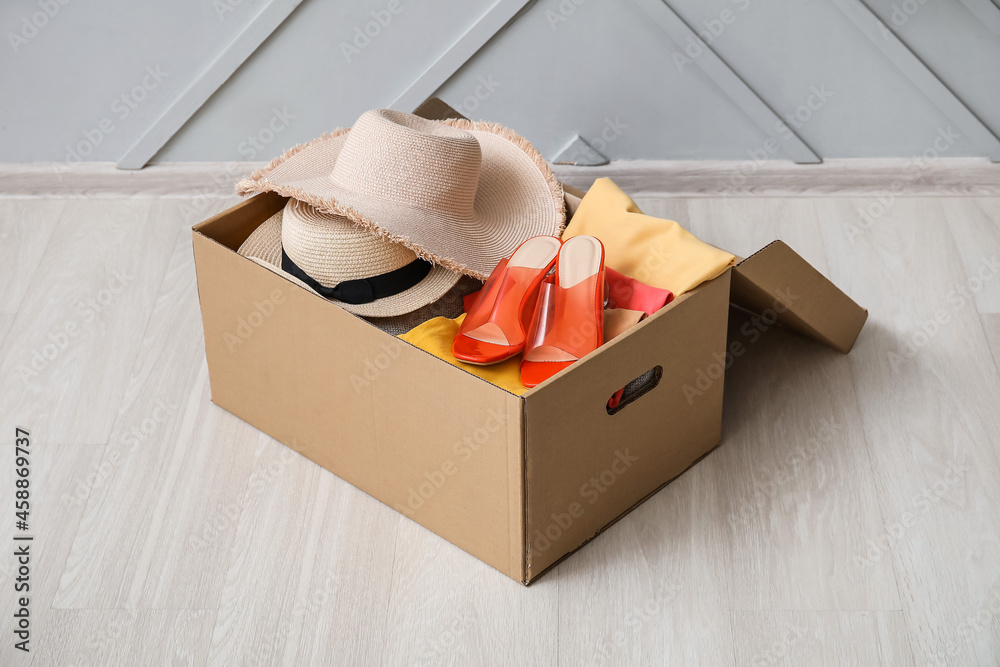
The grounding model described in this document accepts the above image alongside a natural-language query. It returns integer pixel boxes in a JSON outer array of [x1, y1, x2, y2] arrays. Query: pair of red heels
[[453, 235, 606, 388]]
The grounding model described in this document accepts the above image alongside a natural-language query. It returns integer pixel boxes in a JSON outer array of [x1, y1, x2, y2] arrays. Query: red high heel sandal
[[453, 236, 562, 365], [521, 235, 605, 387]]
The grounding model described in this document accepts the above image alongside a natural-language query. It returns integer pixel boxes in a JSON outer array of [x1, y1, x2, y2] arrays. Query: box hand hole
[[606, 365, 663, 415]]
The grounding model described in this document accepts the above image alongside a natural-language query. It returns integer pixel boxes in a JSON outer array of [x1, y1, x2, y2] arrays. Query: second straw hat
[[236, 109, 566, 281], [238, 198, 460, 317]]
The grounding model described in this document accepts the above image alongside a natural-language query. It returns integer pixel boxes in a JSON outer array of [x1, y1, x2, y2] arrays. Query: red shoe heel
[[521, 235, 605, 387], [453, 236, 562, 365]]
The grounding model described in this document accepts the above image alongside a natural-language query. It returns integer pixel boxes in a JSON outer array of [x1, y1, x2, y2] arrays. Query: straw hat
[[236, 109, 566, 281], [238, 198, 460, 317]]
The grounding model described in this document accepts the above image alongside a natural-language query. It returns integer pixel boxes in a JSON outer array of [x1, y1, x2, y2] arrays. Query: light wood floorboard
[[817, 197, 1000, 667], [208, 434, 399, 667], [50, 227, 260, 611], [2, 192, 998, 666], [0, 443, 105, 666], [983, 314, 1000, 375], [383, 515, 559, 666], [672, 198, 900, 612], [0, 199, 179, 444], [0, 199, 64, 347], [940, 198, 1000, 314], [730, 611, 914, 666], [33, 609, 215, 666]]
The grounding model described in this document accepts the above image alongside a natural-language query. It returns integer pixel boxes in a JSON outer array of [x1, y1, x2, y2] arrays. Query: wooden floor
[[1, 190, 998, 666]]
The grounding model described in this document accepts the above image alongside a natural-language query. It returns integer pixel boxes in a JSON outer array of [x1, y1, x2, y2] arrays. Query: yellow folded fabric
[[562, 178, 735, 295], [399, 307, 648, 395], [399, 313, 528, 395]]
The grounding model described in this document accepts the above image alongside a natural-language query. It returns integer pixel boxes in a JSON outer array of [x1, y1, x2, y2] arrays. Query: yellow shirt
[[400, 313, 528, 395], [562, 178, 735, 295]]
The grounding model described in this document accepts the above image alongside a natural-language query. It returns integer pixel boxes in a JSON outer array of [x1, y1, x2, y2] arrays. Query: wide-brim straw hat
[[236, 109, 566, 281], [238, 198, 460, 317]]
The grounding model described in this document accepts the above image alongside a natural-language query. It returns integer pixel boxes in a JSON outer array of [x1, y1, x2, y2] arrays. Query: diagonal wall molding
[[117, 0, 305, 170], [389, 0, 534, 113], [102, 0, 1000, 168], [837, 0, 1000, 161], [632, 0, 821, 163], [960, 0, 1000, 37]]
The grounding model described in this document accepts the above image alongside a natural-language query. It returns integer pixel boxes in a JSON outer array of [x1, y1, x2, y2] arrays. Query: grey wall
[[1, 0, 998, 166]]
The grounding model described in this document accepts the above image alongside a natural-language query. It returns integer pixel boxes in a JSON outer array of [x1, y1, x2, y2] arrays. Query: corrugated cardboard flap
[[413, 96, 467, 122], [730, 240, 868, 353]]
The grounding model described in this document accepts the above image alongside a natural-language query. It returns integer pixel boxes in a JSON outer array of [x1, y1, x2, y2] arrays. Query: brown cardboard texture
[[731, 241, 868, 354], [521, 272, 730, 578], [193, 200, 864, 584], [191, 99, 867, 584], [193, 202, 527, 580]]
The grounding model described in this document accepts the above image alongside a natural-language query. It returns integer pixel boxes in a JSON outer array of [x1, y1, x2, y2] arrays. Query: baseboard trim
[[0, 162, 267, 199], [553, 158, 1000, 197], [1, 158, 998, 198]]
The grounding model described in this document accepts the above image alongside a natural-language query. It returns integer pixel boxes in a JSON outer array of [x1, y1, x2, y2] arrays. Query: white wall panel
[[0, 0, 996, 164], [663, 0, 985, 158], [866, 0, 1000, 134], [153, 0, 496, 162], [0, 0, 276, 162], [437, 0, 780, 161]]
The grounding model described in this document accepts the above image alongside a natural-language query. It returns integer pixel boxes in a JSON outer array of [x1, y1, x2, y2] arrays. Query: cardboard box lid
[[730, 241, 868, 353]]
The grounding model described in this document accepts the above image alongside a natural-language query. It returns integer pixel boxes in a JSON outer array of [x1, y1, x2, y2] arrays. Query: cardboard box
[[192, 103, 867, 584]]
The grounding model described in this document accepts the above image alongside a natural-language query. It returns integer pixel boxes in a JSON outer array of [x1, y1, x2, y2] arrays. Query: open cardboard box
[[191, 100, 868, 584]]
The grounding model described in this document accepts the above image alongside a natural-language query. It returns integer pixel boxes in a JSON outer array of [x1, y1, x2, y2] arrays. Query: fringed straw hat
[[236, 109, 565, 280], [238, 198, 460, 317]]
